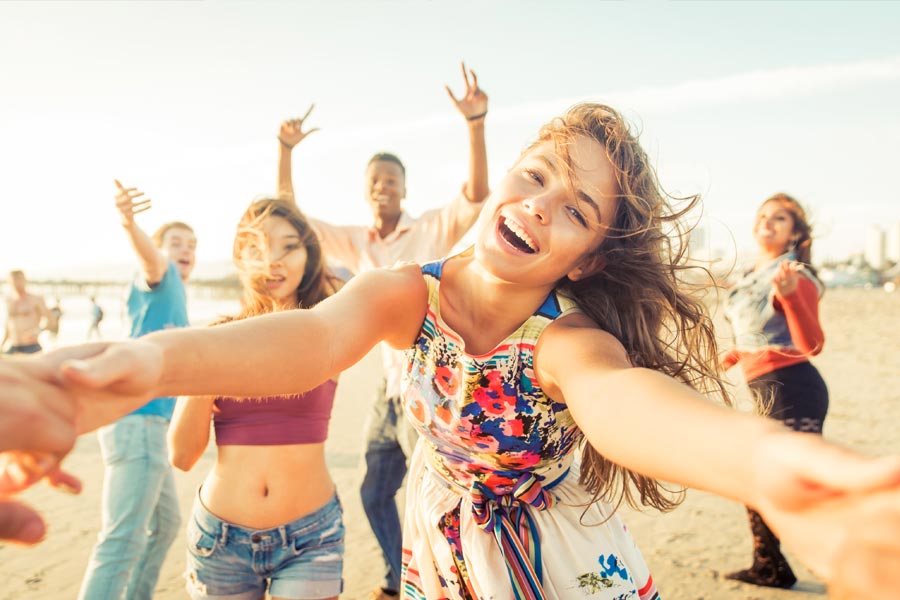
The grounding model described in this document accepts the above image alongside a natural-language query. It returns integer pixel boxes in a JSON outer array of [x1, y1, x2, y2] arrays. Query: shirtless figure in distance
[[3, 270, 53, 355]]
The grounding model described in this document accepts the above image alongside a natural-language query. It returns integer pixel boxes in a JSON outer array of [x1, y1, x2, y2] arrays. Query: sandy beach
[[2, 288, 898, 599]]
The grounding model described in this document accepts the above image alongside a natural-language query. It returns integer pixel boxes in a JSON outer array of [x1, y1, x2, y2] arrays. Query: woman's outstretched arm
[[538, 314, 900, 596], [538, 314, 778, 502], [38, 264, 426, 435]]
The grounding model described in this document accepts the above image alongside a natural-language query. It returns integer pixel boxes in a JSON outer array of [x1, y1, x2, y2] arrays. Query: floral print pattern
[[399, 261, 660, 600], [404, 266, 580, 495]]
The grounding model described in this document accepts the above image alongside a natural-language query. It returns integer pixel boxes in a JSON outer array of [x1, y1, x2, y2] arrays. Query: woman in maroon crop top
[[167, 198, 345, 600]]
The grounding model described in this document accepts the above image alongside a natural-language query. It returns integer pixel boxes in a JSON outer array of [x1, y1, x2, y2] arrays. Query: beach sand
[[2, 288, 898, 599]]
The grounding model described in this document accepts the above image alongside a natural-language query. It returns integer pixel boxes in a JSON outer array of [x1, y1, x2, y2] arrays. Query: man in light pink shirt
[[276, 63, 488, 600]]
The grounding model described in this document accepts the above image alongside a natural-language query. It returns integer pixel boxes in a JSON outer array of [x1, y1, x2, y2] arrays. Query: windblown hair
[[535, 103, 729, 514], [151, 221, 194, 247], [761, 193, 814, 266], [218, 198, 341, 324]]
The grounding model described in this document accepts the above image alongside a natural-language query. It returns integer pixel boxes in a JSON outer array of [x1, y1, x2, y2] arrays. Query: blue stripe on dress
[[422, 260, 445, 279], [535, 293, 562, 319]]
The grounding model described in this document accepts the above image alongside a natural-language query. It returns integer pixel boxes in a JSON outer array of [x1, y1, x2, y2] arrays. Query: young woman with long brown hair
[[167, 199, 345, 600]]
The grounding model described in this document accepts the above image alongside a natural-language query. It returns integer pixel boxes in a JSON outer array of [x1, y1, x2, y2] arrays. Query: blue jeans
[[185, 492, 344, 599], [360, 383, 417, 593], [78, 415, 181, 600]]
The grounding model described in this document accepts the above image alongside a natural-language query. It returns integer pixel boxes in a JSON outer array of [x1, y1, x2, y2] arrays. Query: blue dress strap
[[421, 259, 445, 279]]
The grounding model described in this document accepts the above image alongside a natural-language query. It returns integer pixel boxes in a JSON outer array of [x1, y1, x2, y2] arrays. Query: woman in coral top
[[722, 193, 828, 589], [168, 199, 345, 600]]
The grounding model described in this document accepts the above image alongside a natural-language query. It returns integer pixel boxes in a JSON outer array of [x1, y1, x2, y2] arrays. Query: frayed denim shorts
[[184, 491, 344, 599]]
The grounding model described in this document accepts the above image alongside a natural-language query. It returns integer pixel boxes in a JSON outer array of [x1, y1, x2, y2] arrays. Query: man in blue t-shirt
[[79, 180, 196, 600]]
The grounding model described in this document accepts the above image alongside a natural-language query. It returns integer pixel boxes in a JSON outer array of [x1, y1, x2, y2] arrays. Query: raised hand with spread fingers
[[278, 104, 319, 150], [446, 61, 488, 122]]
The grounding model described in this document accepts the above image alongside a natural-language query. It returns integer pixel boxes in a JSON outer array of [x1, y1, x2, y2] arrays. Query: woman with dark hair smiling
[[722, 193, 828, 589], [168, 199, 345, 600]]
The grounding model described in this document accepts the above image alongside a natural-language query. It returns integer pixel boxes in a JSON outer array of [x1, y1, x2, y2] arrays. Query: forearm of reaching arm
[[776, 279, 824, 355], [565, 366, 780, 506], [123, 223, 167, 285], [541, 321, 781, 509], [153, 310, 339, 398], [465, 119, 489, 204], [277, 144, 296, 203], [150, 266, 426, 399]]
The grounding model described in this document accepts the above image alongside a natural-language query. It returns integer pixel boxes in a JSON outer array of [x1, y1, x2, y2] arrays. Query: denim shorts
[[184, 491, 344, 599]]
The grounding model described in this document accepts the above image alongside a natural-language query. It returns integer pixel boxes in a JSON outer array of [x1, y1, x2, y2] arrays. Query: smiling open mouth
[[499, 216, 537, 253]]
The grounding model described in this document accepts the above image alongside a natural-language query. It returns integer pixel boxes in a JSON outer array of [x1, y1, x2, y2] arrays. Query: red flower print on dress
[[482, 471, 517, 491], [472, 371, 518, 417], [501, 419, 524, 437], [434, 365, 459, 398]]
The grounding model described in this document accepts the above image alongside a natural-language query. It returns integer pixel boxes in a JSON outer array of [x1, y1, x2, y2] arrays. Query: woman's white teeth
[[505, 218, 536, 251]]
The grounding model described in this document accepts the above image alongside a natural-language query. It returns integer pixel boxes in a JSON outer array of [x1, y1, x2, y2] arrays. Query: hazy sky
[[2, 1, 899, 278]]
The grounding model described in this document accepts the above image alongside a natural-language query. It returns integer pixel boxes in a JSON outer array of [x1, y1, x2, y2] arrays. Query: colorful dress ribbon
[[469, 470, 566, 600]]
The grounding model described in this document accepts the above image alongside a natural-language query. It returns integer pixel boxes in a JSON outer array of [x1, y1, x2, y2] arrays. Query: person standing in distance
[[721, 193, 828, 589], [2, 270, 55, 355]]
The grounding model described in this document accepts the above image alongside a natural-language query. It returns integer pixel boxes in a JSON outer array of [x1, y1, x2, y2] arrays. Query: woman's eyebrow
[[535, 154, 602, 222], [576, 190, 602, 223]]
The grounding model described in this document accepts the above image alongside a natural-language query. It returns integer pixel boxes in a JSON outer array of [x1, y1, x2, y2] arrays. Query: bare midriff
[[199, 443, 334, 529]]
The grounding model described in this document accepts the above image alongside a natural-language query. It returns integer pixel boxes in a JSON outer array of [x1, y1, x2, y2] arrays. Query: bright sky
[[2, 1, 899, 279]]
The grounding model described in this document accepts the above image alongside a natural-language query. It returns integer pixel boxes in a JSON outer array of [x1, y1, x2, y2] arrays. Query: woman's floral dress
[[399, 260, 660, 600]]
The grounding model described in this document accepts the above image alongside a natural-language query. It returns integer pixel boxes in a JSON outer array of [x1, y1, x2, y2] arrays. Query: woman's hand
[[446, 61, 488, 122], [57, 340, 165, 434], [0, 455, 83, 544], [0, 358, 79, 456], [0, 346, 120, 545], [278, 104, 319, 149], [772, 260, 802, 297], [2, 340, 162, 452], [750, 430, 900, 598]]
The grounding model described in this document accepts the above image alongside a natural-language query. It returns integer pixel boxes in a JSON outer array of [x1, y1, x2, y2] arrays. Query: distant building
[[887, 221, 900, 264], [689, 225, 710, 263], [865, 225, 886, 270]]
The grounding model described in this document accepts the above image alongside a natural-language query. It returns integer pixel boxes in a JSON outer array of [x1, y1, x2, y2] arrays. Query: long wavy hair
[[537, 103, 729, 513], [761, 193, 814, 266], [218, 198, 341, 325]]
